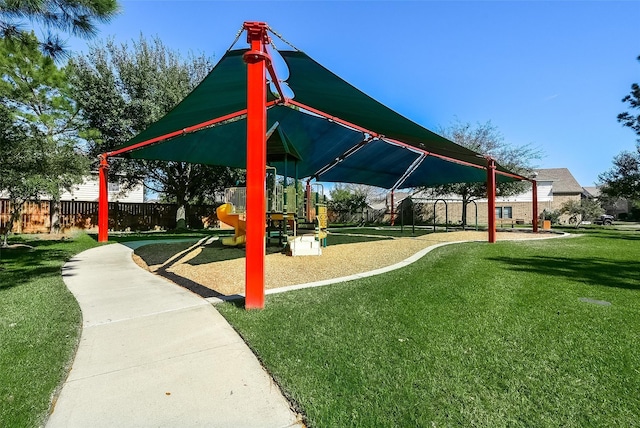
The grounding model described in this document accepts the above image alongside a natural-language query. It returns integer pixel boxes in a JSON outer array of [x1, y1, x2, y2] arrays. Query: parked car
[[594, 214, 614, 225]]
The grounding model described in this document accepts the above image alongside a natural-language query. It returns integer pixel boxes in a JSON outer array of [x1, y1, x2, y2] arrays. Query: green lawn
[[3, 228, 639, 426], [218, 229, 640, 427], [0, 234, 101, 427]]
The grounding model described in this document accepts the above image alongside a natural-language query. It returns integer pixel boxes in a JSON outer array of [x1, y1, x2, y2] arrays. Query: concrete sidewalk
[[46, 243, 301, 428]]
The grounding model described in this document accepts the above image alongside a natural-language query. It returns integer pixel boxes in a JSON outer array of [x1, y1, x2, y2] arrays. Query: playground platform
[[46, 243, 302, 428]]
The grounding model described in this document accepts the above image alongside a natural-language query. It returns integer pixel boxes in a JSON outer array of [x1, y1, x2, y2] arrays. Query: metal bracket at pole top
[[244, 21, 270, 44], [99, 153, 109, 169]]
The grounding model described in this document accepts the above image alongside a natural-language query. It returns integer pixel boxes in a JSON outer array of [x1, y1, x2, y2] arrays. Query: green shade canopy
[[113, 46, 523, 189]]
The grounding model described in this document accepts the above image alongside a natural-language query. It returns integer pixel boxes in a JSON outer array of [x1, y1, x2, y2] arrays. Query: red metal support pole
[[305, 180, 312, 222], [390, 191, 395, 226], [532, 180, 539, 233], [98, 154, 109, 242], [243, 22, 269, 309], [487, 158, 497, 243]]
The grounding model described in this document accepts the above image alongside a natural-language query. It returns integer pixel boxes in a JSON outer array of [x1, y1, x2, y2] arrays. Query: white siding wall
[[2, 175, 144, 203], [60, 174, 144, 203], [476, 180, 553, 203]]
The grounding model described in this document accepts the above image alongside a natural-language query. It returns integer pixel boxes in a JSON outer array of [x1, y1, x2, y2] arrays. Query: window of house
[[495, 206, 513, 219], [108, 181, 120, 192]]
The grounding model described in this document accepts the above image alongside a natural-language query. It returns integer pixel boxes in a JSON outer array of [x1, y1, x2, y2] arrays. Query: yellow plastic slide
[[216, 203, 246, 246]]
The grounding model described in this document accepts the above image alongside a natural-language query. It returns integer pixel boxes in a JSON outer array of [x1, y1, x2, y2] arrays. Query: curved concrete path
[[47, 243, 301, 428]]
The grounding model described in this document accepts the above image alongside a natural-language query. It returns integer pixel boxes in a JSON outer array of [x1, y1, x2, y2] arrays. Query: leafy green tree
[[617, 55, 640, 140], [420, 120, 542, 226], [601, 59, 640, 203], [560, 199, 604, 228], [598, 145, 640, 202], [0, 0, 118, 59], [0, 33, 88, 241], [68, 35, 244, 225], [328, 184, 368, 222]]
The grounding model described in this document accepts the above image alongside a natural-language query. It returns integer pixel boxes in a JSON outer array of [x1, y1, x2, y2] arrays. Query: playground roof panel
[[115, 47, 523, 188], [279, 51, 489, 169], [316, 139, 420, 188], [266, 123, 302, 162]]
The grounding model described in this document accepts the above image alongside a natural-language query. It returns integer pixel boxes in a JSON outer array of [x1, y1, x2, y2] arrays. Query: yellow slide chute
[[216, 203, 246, 246]]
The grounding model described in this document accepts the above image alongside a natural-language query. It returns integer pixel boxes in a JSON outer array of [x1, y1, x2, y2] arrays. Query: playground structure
[[216, 166, 328, 255], [396, 198, 480, 233], [96, 22, 541, 308]]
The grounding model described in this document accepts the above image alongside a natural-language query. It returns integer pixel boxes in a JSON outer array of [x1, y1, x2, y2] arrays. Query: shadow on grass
[[594, 232, 640, 241], [108, 231, 224, 243], [489, 255, 640, 290], [556, 228, 640, 241], [0, 244, 77, 291]]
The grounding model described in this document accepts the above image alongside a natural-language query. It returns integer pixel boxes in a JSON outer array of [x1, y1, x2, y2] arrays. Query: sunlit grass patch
[[219, 230, 640, 427]]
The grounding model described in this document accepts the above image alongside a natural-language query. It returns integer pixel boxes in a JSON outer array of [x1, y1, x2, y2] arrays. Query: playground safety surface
[[135, 231, 549, 298]]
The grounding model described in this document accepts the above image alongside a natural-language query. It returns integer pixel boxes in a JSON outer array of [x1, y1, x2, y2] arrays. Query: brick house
[[392, 168, 584, 226]]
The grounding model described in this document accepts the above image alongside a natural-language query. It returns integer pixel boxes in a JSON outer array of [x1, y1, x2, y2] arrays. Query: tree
[[560, 199, 604, 228], [598, 144, 640, 202], [0, 0, 118, 59], [600, 57, 640, 203], [68, 35, 244, 225], [328, 184, 368, 223], [0, 33, 88, 242], [617, 55, 640, 140], [420, 120, 542, 226]]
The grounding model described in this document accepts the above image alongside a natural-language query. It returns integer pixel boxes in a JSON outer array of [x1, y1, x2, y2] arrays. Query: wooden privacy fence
[[0, 200, 51, 233], [0, 199, 218, 233]]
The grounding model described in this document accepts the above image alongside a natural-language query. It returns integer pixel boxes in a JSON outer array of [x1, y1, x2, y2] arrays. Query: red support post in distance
[[390, 191, 395, 226], [98, 154, 109, 242], [487, 158, 497, 243], [532, 180, 539, 233], [305, 181, 312, 222], [243, 22, 269, 309]]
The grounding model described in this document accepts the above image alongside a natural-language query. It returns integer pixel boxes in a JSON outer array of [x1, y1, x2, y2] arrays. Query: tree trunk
[[2, 201, 23, 247], [50, 198, 61, 234], [461, 191, 469, 228], [176, 204, 186, 229]]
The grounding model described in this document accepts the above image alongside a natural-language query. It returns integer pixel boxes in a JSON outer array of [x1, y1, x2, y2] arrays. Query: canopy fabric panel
[[281, 51, 486, 169], [125, 117, 249, 168], [124, 105, 367, 176], [123, 50, 275, 148], [115, 46, 523, 189], [316, 139, 421, 188]]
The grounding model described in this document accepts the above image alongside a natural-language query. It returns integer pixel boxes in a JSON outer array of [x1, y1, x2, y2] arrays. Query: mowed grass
[[0, 234, 100, 427], [218, 229, 640, 427]]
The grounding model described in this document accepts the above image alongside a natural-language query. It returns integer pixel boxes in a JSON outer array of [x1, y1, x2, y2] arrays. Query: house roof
[[535, 168, 583, 194], [582, 186, 601, 198]]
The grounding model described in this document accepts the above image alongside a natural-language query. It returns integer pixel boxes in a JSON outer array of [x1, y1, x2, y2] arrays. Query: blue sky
[[69, 0, 640, 187]]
